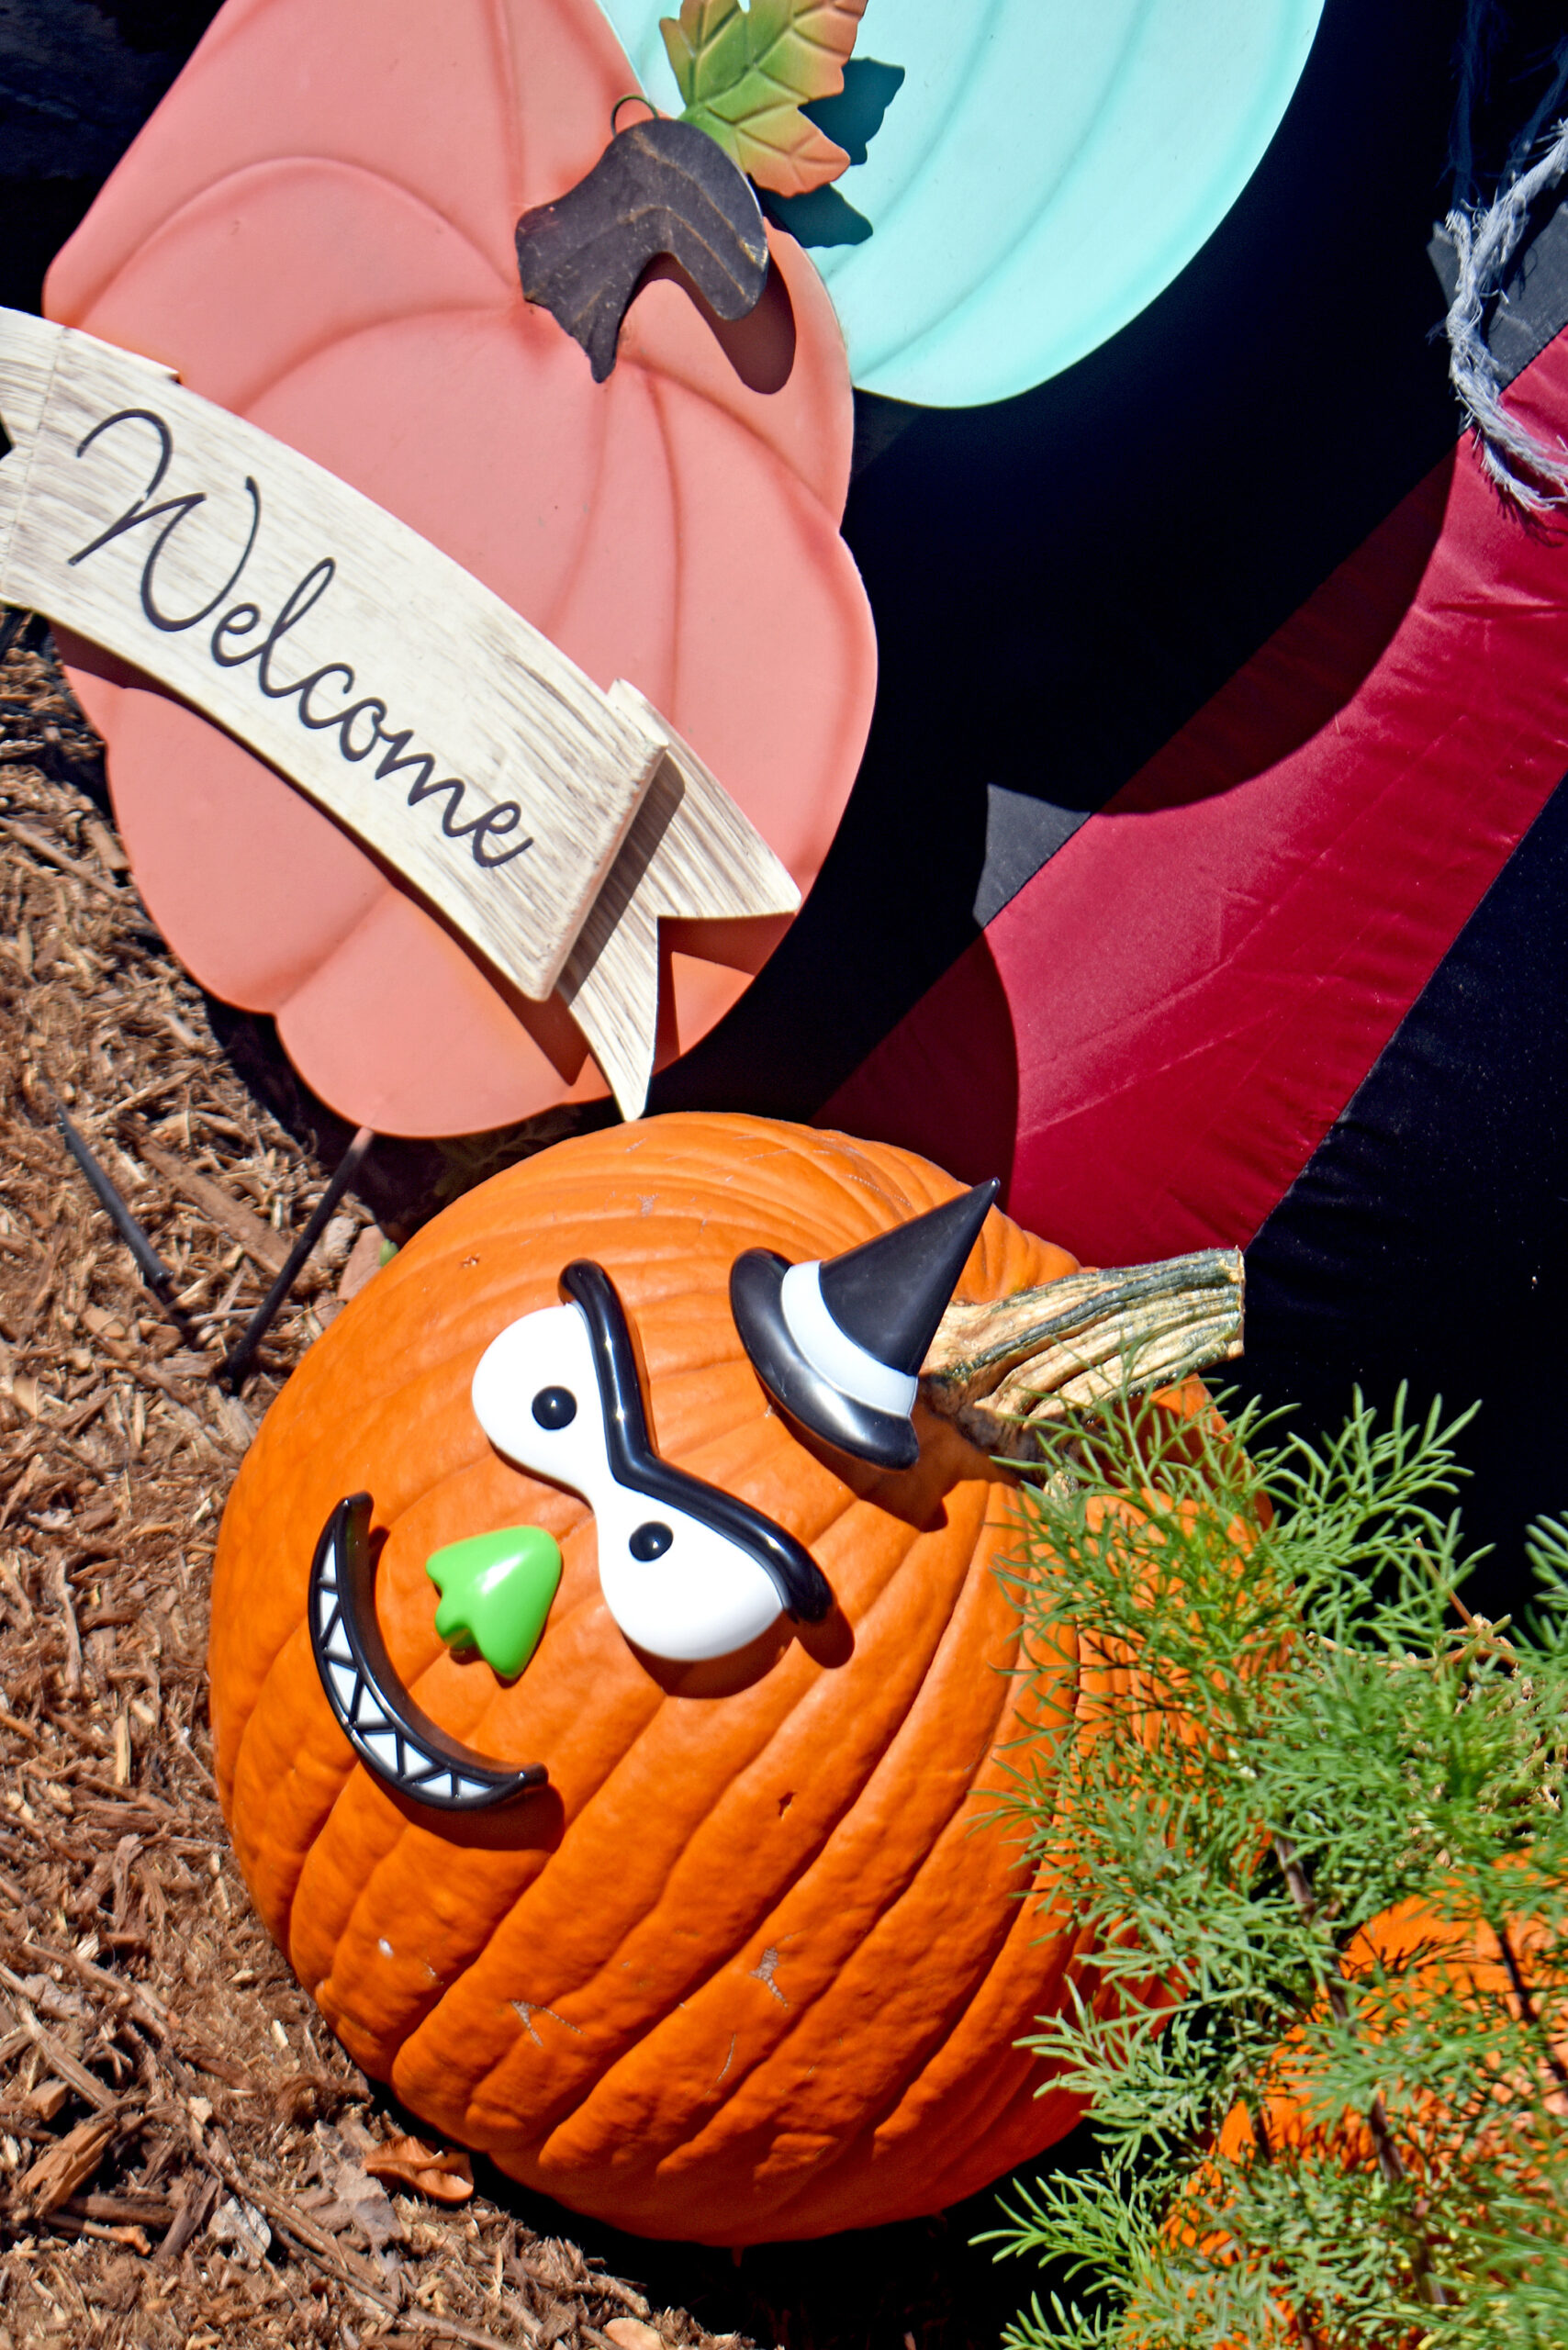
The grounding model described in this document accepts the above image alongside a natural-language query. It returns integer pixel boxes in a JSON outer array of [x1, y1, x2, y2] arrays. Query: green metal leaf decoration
[[659, 0, 868, 197]]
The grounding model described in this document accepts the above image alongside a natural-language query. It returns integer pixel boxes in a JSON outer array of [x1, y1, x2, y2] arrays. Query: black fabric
[[1239, 772, 1568, 1617], [657, 0, 1490, 1118], [0, 2, 222, 314]]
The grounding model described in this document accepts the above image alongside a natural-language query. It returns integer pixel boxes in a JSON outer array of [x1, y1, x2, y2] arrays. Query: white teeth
[[318, 1602, 448, 1795], [310, 1505, 541, 1809]]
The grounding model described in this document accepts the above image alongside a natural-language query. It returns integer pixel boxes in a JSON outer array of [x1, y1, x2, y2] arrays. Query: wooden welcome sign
[[0, 308, 798, 1116]]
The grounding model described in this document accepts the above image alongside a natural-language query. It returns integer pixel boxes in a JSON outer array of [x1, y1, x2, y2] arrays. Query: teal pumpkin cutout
[[594, 0, 1325, 408], [426, 1527, 563, 1680]]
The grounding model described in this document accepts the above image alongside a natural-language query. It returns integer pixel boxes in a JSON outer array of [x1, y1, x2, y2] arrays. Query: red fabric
[[828, 333, 1568, 1268]]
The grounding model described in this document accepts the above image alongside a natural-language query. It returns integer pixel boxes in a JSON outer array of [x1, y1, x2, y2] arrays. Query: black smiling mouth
[[308, 1494, 547, 1812]]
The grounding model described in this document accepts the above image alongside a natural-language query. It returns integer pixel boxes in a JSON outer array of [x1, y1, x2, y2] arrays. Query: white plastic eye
[[471, 1280, 822, 1666], [472, 1305, 606, 1487], [595, 1497, 781, 1661]]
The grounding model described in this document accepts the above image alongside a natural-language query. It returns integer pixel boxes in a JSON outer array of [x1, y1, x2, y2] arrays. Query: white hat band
[[778, 1260, 920, 1421]]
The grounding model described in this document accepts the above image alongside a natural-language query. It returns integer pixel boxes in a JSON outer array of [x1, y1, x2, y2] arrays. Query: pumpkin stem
[[920, 1246, 1244, 1460]]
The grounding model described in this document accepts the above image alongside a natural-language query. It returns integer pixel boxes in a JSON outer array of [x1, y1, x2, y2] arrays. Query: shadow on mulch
[[5, 612, 619, 1252], [470, 2162, 1067, 2350], [0, 618, 1091, 2350]]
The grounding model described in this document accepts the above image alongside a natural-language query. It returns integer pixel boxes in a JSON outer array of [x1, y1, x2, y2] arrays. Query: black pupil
[[629, 1521, 674, 1561], [532, 1386, 577, 1429]]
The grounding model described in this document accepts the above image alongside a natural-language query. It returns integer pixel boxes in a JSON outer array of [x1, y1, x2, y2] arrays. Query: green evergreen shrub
[[982, 1387, 1568, 2348]]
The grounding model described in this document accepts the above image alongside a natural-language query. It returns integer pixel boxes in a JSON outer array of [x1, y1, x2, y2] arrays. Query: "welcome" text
[[69, 407, 533, 870]]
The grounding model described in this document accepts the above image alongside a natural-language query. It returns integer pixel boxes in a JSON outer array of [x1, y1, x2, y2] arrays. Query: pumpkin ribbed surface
[[211, 1113, 1092, 2240], [45, 0, 876, 1137]]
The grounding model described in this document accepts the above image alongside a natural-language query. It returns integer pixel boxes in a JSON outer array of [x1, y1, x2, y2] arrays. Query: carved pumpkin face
[[210, 1113, 1098, 2243], [44, 0, 876, 1136]]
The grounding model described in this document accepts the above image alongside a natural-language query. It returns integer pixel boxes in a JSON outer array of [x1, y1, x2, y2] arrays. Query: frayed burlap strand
[[1443, 110, 1568, 511]]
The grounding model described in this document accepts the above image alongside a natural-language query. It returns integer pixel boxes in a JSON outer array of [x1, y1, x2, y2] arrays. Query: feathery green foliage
[[980, 1385, 1568, 2348]]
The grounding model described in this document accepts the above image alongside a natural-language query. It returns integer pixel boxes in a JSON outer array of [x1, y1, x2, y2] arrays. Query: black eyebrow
[[558, 1259, 833, 1625]]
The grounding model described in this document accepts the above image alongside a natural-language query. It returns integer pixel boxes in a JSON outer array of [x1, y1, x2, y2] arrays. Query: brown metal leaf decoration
[[515, 115, 768, 380]]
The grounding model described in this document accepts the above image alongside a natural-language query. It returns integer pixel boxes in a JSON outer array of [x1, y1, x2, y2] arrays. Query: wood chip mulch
[[0, 616, 1035, 2350], [0, 620, 736, 2350]]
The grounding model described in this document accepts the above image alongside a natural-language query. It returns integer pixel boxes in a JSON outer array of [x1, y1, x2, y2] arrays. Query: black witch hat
[[729, 1180, 1000, 1472]]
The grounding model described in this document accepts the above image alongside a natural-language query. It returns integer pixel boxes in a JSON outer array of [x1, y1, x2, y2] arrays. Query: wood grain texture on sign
[[0, 309, 799, 1113], [562, 680, 801, 1118]]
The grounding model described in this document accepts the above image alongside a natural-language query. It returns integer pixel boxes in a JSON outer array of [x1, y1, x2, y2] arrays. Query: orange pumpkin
[[211, 1112, 1123, 2241], [1211, 1895, 1565, 2170], [1157, 1895, 1566, 2344]]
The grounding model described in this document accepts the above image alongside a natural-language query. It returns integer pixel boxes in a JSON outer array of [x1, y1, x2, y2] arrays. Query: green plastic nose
[[425, 1525, 563, 1680]]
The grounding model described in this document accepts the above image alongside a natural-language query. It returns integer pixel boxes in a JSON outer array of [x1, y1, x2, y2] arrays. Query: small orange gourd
[[211, 1113, 1204, 2242], [1157, 1895, 1566, 2345], [1207, 1894, 1565, 2176]]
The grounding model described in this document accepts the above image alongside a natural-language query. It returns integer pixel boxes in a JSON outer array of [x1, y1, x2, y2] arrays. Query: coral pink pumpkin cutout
[[44, 0, 876, 1136]]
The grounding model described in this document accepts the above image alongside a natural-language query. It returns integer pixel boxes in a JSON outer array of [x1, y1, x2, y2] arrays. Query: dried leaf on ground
[[363, 2129, 476, 2204], [337, 1221, 389, 1302], [207, 2191, 271, 2265], [607, 2320, 670, 2350]]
